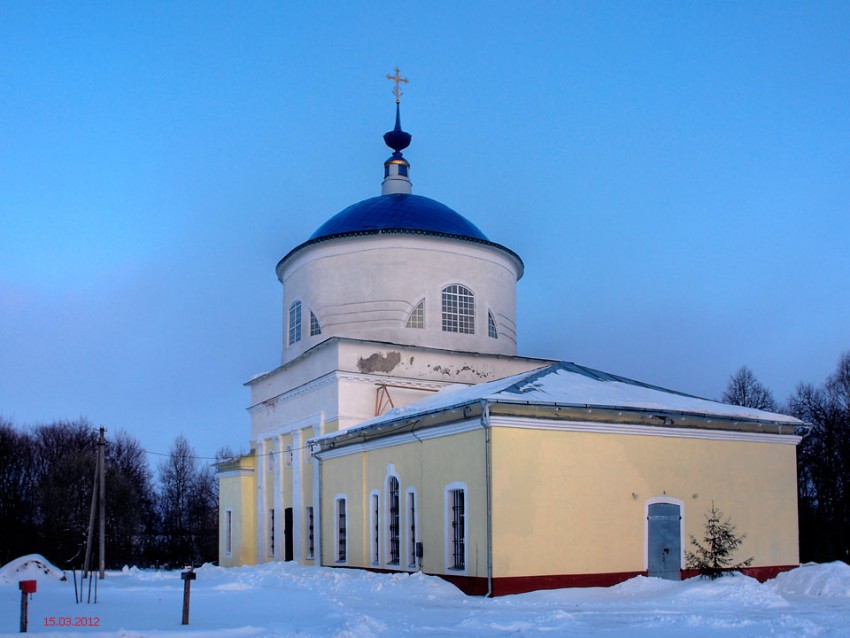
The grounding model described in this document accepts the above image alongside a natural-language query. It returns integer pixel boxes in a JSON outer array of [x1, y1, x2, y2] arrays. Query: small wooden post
[[19, 589, 27, 633], [18, 580, 36, 633], [181, 568, 196, 625]]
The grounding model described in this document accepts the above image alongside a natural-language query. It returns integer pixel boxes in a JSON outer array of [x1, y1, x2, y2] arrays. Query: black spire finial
[[383, 103, 412, 153]]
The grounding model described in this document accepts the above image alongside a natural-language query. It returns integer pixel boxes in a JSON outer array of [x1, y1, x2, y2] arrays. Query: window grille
[[337, 498, 347, 562], [268, 509, 275, 556], [310, 311, 321, 336], [488, 311, 498, 339], [450, 489, 465, 570], [225, 510, 233, 555], [406, 300, 424, 329], [372, 493, 380, 565], [288, 301, 302, 345], [408, 492, 417, 568], [441, 285, 475, 334], [388, 477, 400, 565], [306, 506, 314, 559]]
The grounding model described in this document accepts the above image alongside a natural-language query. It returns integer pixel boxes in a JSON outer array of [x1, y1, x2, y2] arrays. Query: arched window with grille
[[445, 482, 467, 571], [488, 311, 498, 339], [406, 299, 424, 329], [288, 301, 302, 345], [370, 491, 380, 566], [387, 476, 401, 565], [441, 285, 474, 334], [406, 488, 418, 570], [335, 496, 347, 564]]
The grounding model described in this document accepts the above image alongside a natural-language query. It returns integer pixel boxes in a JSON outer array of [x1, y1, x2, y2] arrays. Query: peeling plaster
[[357, 351, 402, 373]]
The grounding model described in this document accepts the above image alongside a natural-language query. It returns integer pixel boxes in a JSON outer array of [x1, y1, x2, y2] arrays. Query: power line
[[141, 449, 223, 461]]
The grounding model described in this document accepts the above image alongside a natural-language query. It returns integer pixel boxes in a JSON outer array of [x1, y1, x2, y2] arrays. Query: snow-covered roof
[[313, 362, 803, 448]]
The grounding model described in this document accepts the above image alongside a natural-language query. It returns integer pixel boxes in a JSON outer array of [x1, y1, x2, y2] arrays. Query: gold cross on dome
[[386, 67, 408, 104]]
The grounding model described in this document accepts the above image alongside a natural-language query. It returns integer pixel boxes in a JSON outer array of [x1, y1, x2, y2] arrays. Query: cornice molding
[[314, 420, 482, 460], [488, 415, 802, 445]]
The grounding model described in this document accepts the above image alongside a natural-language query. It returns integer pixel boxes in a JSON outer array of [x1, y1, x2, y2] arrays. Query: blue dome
[[309, 194, 489, 242]]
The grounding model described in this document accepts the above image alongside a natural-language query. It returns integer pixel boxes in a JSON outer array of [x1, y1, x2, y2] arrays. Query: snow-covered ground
[[2, 558, 850, 637]]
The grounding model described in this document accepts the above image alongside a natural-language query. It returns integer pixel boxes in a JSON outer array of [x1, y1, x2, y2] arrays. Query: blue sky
[[1, 2, 848, 460]]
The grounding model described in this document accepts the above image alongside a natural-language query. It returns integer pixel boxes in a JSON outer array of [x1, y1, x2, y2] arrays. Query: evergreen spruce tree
[[686, 502, 753, 579]]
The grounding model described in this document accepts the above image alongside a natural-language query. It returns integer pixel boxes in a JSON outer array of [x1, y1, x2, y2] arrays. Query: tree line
[[722, 352, 850, 564], [0, 419, 219, 569]]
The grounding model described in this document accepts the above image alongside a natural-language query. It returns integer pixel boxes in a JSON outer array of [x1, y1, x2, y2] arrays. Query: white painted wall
[[247, 338, 551, 441], [276, 235, 522, 363]]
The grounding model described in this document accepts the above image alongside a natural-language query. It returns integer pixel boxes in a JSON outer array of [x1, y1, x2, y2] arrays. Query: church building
[[217, 74, 806, 595]]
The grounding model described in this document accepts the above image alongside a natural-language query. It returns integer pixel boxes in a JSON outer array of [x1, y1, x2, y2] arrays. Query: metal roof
[[276, 193, 524, 276], [309, 193, 489, 241], [312, 362, 808, 452]]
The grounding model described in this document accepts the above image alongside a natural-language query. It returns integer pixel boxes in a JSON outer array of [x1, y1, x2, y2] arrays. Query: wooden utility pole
[[98, 427, 106, 579], [83, 427, 107, 579]]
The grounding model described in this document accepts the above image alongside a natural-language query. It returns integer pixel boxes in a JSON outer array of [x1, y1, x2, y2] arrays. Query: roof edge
[[275, 228, 524, 280], [312, 398, 807, 453]]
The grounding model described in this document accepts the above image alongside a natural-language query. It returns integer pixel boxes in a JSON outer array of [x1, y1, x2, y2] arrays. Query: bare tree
[[0, 418, 38, 563], [0, 419, 159, 568], [790, 352, 850, 562], [157, 435, 217, 566], [215, 445, 238, 463], [106, 430, 156, 567], [32, 420, 99, 566], [721, 365, 776, 411]]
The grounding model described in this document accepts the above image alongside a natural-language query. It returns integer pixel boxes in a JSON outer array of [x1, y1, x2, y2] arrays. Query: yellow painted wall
[[320, 428, 488, 577], [218, 454, 257, 567], [490, 426, 799, 577]]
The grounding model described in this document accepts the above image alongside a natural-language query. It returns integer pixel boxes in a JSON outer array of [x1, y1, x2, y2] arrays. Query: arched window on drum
[[441, 285, 474, 334]]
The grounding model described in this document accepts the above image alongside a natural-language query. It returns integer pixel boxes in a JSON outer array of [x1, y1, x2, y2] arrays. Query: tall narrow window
[[371, 492, 380, 565], [488, 311, 498, 339], [288, 301, 302, 345], [225, 510, 233, 556], [406, 300, 424, 328], [387, 477, 400, 565], [448, 488, 465, 570], [305, 506, 315, 560], [268, 508, 276, 557], [407, 490, 417, 569], [310, 311, 321, 336], [336, 497, 347, 563], [442, 285, 475, 334]]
